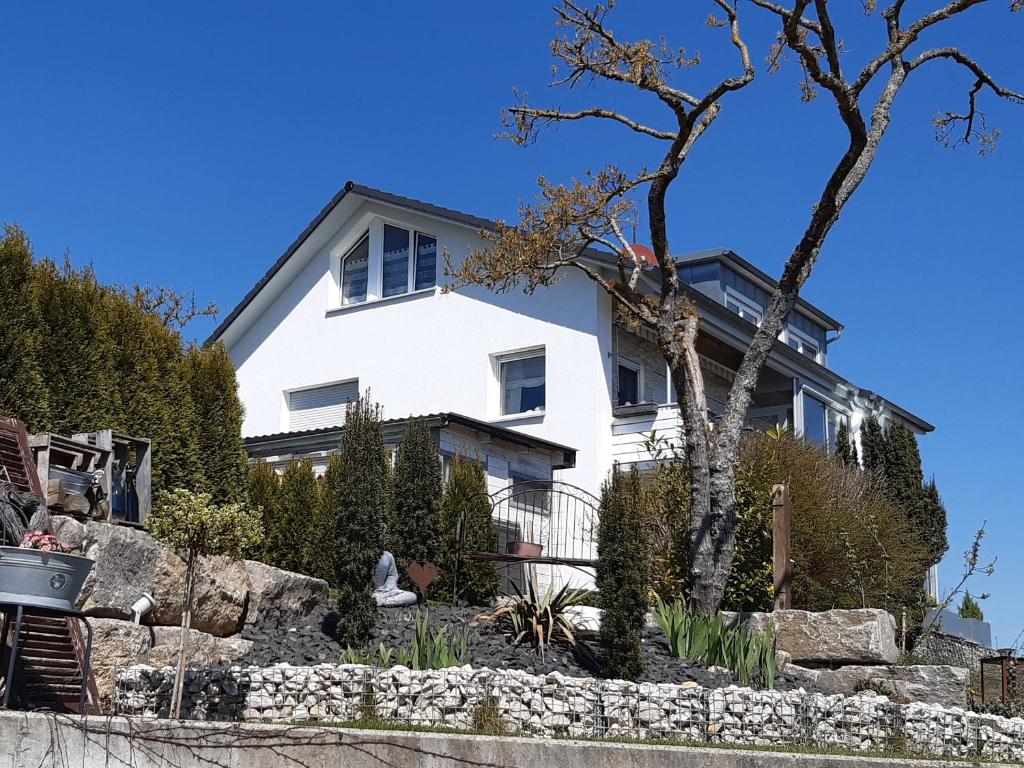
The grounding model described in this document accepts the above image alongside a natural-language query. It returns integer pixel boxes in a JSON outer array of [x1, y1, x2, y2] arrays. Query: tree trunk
[[170, 551, 197, 719]]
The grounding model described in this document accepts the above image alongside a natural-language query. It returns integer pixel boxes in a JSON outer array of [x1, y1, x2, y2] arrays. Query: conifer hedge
[[0, 224, 248, 501]]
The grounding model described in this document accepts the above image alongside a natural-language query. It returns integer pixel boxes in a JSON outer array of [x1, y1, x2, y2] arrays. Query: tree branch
[[503, 105, 676, 143]]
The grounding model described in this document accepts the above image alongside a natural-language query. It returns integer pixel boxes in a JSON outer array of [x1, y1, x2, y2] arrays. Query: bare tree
[[446, 0, 1021, 612]]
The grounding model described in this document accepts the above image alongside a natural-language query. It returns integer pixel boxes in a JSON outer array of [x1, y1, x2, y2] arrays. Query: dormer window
[[341, 233, 370, 305], [336, 222, 437, 307], [785, 326, 821, 363], [725, 288, 762, 326]]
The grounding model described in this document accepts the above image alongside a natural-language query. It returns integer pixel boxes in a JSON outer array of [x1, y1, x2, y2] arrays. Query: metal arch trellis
[[452, 481, 601, 602]]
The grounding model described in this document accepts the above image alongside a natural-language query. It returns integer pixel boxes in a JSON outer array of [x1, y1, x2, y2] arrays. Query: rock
[[242, 560, 329, 629], [70, 521, 161, 619], [88, 618, 153, 699], [786, 664, 967, 707], [727, 609, 898, 665], [149, 552, 248, 637], [148, 626, 253, 667]]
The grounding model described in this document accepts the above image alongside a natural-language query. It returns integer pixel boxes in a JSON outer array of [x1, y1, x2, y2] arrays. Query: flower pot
[[507, 541, 543, 558], [0, 546, 94, 612]]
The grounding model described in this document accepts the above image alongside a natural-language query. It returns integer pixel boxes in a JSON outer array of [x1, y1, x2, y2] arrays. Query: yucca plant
[[487, 579, 587, 658], [653, 597, 776, 688]]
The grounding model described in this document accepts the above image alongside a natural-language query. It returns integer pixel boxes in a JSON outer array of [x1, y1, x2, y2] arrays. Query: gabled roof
[[207, 181, 845, 345], [244, 411, 577, 469], [206, 181, 497, 346]]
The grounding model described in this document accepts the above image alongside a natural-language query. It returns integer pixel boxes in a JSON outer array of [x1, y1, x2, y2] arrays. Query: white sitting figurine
[[372, 551, 417, 607]]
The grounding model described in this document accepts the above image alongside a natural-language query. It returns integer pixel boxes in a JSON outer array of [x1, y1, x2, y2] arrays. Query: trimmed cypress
[[0, 225, 48, 429], [323, 395, 390, 645], [959, 593, 985, 621], [435, 454, 500, 606], [597, 466, 652, 680], [920, 479, 949, 567], [860, 416, 885, 474], [247, 460, 280, 561], [185, 343, 249, 504], [834, 421, 857, 466], [391, 419, 443, 591], [267, 459, 317, 574]]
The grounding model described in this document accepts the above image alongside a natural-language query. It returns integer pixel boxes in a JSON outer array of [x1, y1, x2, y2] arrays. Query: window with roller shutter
[[286, 380, 359, 431]]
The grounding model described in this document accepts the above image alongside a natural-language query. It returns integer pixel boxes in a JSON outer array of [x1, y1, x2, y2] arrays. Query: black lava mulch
[[239, 604, 826, 693]]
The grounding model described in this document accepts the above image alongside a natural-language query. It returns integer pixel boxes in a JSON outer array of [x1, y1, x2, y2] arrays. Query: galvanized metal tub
[[0, 546, 94, 612]]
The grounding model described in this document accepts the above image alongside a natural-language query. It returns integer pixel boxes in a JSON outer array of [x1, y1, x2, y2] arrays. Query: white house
[[209, 181, 934, 588]]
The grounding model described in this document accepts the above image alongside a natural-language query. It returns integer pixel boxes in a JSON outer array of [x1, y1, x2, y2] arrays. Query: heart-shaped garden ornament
[[406, 562, 439, 596]]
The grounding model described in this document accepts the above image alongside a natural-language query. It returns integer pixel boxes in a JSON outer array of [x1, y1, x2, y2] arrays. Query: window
[[510, 470, 552, 515], [786, 326, 821, 362], [287, 380, 359, 431], [415, 232, 437, 291], [341, 234, 369, 305], [800, 390, 845, 451], [499, 351, 545, 415], [802, 391, 827, 446], [617, 357, 641, 407], [383, 223, 437, 298], [725, 289, 763, 326], [382, 224, 410, 298]]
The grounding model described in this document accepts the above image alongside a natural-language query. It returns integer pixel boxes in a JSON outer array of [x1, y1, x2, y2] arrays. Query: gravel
[[239, 605, 828, 693]]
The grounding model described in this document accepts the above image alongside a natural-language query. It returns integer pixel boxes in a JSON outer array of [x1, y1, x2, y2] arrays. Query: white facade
[[215, 184, 933, 503], [224, 196, 614, 495]]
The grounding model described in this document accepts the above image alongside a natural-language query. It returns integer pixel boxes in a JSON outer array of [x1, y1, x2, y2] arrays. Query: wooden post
[[772, 484, 792, 610]]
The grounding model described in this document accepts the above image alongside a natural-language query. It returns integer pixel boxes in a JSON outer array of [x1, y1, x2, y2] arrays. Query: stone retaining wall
[[114, 663, 1024, 761]]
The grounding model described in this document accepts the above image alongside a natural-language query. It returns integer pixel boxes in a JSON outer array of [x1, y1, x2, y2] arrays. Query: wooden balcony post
[[772, 483, 792, 610]]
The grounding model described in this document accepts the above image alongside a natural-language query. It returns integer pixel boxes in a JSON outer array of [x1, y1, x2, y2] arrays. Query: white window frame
[[340, 232, 370, 306], [785, 325, 822, 363], [724, 287, 763, 326], [793, 381, 848, 450], [495, 347, 546, 417], [616, 355, 643, 407], [377, 219, 437, 299]]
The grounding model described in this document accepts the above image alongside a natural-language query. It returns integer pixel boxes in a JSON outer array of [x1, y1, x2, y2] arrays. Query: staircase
[[2, 613, 94, 712]]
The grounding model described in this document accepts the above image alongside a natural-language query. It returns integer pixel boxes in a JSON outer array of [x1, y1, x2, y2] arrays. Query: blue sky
[[2, 3, 1020, 642]]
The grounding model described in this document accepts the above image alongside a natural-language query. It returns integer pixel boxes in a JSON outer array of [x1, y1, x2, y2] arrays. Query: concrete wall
[[227, 198, 616, 497], [0, 710, 1010, 768]]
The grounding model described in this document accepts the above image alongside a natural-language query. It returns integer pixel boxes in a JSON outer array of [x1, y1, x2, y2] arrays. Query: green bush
[[391, 419, 443, 594], [730, 429, 929, 614], [323, 396, 391, 646], [247, 460, 280, 560], [435, 454, 500, 606], [596, 467, 652, 680], [264, 459, 320, 576], [653, 598, 776, 688]]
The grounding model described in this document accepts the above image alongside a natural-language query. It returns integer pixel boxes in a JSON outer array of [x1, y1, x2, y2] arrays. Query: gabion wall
[[115, 664, 1024, 761]]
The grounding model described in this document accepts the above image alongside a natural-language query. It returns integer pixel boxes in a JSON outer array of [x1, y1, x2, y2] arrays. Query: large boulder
[[242, 560, 329, 629], [149, 552, 248, 637], [787, 664, 968, 708], [54, 518, 161, 619], [88, 618, 153, 700], [147, 626, 253, 668], [728, 609, 899, 665]]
